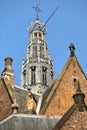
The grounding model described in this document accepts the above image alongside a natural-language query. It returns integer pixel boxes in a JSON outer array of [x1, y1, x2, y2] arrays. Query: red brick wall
[[60, 110, 87, 130], [0, 80, 13, 121], [9, 76, 14, 87], [44, 57, 87, 116]]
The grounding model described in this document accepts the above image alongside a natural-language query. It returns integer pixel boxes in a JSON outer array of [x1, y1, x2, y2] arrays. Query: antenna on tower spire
[[45, 5, 59, 26], [33, 0, 42, 19], [42, 5, 59, 31]]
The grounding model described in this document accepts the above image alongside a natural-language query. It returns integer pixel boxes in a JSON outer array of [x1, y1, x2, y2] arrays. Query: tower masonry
[[21, 3, 54, 94]]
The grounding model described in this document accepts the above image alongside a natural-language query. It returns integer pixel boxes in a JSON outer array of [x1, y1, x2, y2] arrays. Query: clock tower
[[21, 2, 54, 94]]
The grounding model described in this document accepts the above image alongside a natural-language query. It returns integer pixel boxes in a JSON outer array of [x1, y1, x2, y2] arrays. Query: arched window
[[31, 67, 36, 85], [42, 67, 47, 85]]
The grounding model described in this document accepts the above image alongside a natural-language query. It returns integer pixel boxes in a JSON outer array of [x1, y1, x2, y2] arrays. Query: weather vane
[[33, 0, 42, 19]]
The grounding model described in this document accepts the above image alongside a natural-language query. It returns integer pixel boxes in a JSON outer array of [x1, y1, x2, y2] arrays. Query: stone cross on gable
[[69, 43, 75, 57]]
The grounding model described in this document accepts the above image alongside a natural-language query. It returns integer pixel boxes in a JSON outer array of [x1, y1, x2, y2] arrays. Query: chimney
[[73, 79, 87, 112], [5, 57, 13, 71], [2, 57, 14, 86]]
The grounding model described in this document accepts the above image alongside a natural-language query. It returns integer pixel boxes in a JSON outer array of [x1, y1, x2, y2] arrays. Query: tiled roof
[[14, 86, 28, 112]]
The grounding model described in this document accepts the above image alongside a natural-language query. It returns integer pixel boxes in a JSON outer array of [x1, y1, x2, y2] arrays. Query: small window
[[23, 70, 26, 75], [31, 67, 36, 85], [51, 71, 53, 80], [34, 32, 37, 37], [39, 32, 41, 37], [42, 67, 47, 85]]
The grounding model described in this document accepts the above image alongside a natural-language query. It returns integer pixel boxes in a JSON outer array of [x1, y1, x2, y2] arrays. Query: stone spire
[[69, 43, 75, 57], [73, 79, 87, 112], [21, 3, 54, 95]]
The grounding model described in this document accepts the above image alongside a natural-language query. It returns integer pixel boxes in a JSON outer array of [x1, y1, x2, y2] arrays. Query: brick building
[[39, 44, 87, 116], [53, 80, 87, 130]]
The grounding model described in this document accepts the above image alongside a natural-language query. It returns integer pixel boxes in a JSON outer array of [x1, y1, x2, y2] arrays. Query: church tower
[[21, 2, 54, 94]]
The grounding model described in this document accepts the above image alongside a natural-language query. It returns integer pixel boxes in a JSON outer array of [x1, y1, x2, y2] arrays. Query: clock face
[[27, 20, 47, 34]]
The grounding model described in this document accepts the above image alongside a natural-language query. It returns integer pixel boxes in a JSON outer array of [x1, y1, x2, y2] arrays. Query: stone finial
[[69, 43, 75, 57], [73, 79, 87, 112], [12, 99, 19, 114]]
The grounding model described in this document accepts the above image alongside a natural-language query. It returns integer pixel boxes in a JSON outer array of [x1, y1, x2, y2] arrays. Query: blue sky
[[0, 0, 87, 86]]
